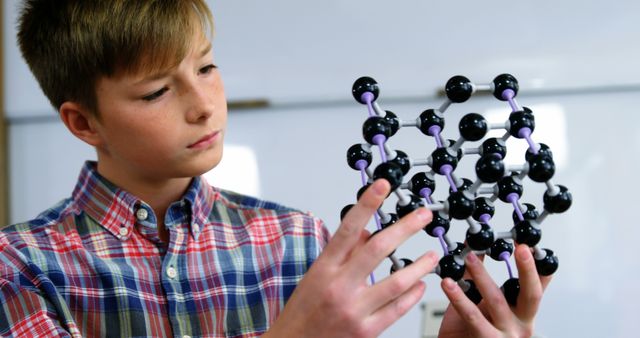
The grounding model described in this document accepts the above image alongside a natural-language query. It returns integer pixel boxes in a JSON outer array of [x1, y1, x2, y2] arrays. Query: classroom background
[[2, 1, 639, 337]]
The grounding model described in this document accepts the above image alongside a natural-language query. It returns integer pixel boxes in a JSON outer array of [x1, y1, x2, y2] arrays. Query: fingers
[[513, 245, 544, 320], [364, 280, 426, 336], [441, 278, 497, 336], [345, 206, 433, 280], [463, 253, 513, 327], [461, 252, 484, 280], [361, 251, 439, 312], [321, 180, 390, 265]]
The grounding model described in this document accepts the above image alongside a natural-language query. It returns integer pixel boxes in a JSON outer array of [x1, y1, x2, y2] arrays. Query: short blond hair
[[17, 0, 214, 115]]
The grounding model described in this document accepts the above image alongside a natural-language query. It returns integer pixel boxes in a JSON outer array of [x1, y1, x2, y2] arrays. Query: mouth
[[188, 130, 220, 149]]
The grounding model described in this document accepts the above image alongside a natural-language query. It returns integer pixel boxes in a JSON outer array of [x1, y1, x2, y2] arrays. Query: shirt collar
[[71, 161, 215, 241]]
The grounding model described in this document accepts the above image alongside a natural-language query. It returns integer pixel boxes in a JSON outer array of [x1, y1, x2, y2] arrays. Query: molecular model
[[342, 74, 572, 305]]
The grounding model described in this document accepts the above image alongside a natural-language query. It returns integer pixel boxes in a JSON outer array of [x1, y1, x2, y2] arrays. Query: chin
[[188, 150, 223, 177]]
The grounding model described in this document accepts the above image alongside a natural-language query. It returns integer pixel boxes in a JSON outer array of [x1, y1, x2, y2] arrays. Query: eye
[[199, 64, 218, 75], [142, 87, 169, 101]]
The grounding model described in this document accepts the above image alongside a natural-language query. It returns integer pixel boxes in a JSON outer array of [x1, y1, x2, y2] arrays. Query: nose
[[184, 80, 215, 123]]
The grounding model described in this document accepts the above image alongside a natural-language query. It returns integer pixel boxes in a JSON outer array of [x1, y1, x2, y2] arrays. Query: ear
[[59, 101, 104, 147]]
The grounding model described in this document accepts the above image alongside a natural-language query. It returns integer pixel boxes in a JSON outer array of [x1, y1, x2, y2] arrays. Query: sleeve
[[0, 279, 72, 338], [313, 217, 331, 252], [0, 235, 73, 338]]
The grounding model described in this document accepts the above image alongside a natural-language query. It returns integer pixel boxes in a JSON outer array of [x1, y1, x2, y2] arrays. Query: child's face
[[91, 34, 227, 183]]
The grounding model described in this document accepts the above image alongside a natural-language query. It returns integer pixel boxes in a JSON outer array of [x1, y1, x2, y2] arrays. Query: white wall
[[6, 0, 640, 117], [5, 1, 640, 337]]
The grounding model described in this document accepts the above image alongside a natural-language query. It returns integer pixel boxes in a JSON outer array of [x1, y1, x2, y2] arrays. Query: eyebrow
[[133, 42, 213, 85]]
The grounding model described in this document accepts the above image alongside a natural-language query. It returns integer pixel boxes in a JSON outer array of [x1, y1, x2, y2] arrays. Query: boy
[[0, 1, 550, 337]]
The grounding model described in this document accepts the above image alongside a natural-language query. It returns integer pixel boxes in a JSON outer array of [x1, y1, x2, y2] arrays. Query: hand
[[265, 179, 439, 338], [438, 245, 552, 338]]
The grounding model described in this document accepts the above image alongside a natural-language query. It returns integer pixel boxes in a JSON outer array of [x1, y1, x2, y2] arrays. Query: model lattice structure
[[343, 74, 572, 305]]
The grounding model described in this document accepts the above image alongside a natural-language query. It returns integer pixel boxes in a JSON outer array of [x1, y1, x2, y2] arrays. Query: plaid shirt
[[0, 162, 329, 338]]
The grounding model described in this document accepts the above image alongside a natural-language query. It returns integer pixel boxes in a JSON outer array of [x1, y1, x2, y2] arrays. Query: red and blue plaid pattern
[[0, 162, 329, 337]]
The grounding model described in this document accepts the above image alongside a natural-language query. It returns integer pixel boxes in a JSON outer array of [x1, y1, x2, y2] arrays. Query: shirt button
[[192, 224, 200, 233], [166, 267, 177, 279], [136, 208, 149, 221], [118, 227, 129, 237]]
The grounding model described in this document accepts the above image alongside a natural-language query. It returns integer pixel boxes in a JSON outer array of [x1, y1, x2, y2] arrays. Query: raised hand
[[438, 245, 553, 338], [265, 179, 439, 338]]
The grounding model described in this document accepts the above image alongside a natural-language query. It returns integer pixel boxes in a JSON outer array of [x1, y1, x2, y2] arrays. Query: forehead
[[122, 32, 213, 84]]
